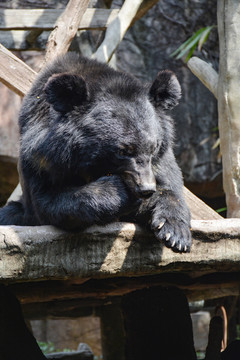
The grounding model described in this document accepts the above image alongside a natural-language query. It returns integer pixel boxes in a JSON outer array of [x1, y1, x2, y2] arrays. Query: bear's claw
[[151, 216, 192, 253]]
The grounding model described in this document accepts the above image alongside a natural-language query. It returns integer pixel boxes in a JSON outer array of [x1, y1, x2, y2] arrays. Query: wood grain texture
[[0, 8, 119, 30], [187, 56, 218, 99], [45, 0, 90, 63], [0, 219, 239, 284], [184, 187, 221, 220], [217, 0, 240, 217], [0, 44, 36, 96], [93, 0, 144, 62]]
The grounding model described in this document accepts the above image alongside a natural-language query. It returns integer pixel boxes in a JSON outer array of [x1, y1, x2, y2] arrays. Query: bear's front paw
[[151, 216, 192, 253]]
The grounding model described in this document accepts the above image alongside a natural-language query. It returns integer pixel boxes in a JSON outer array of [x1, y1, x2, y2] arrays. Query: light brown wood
[[1, 219, 239, 284], [0, 8, 119, 31], [184, 187, 221, 220], [217, 0, 240, 217], [45, 0, 90, 64], [93, 0, 144, 62], [187, 56, 218, 99], [0, 43, 36, 97]]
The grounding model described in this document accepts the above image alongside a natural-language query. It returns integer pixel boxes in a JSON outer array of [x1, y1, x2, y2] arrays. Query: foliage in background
[[38, 342, 103, 359], [38, 342, 56, 354], [170, 26, 215, 62], [216, 207, 227, 213], [38, 342, 72, 354]]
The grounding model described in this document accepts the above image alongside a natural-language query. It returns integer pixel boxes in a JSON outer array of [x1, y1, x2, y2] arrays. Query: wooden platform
[[1, 217, 240, 318]]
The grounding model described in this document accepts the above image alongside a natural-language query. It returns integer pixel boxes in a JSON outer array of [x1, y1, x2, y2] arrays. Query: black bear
[[0, 53, 191, 252]]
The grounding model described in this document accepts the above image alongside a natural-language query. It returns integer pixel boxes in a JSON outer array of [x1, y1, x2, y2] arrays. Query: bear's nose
[[137, 184, 156, 198]]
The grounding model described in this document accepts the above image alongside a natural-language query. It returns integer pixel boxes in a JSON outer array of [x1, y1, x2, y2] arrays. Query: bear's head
[[44, 69, 181, 198]]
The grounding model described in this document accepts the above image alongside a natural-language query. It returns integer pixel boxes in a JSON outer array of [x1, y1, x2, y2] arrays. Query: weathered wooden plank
[[10, 271, 240, 306], [20, 278, 240, 318], [0, 43, 36, 96], [184, 187, 221, 220], [93, 0, 143, 62], [217, 0, 240, 217], [0, 219, 239, 283], [187, 56, 218, 99], [45, 0, 91, 63], [0, 9, 119, 31]]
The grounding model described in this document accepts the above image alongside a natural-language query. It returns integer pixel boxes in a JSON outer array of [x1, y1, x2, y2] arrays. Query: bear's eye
[[118, 147, 135, 157], [118, 149, 129, 157]]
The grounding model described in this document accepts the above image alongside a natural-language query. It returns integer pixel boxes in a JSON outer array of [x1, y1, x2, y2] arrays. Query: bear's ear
[[149, 70, 181, 110], [44, 73, 88, 113]]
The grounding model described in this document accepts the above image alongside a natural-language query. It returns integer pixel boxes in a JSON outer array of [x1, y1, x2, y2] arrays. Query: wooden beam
[[0, 8, 119, 31], [0, 43, 36, 96], [10, 272, 240, 305], [93, 0, 144, 62], [45, 0, 90, 64], [184, 187, 221, 220], [20, 278, 240, 319], [0, 219, 239, 284], [187, 56, 218, 99], [130, 0, 160, 26]]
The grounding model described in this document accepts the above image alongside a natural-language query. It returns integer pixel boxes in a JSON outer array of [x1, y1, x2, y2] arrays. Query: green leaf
[[170, 35, 197, 57], [170, 26, 215, 61], [216, 207, 227, 213], [171, 28, 204, 58], [175, 34, 202, 59], [198, 25, 215, 51], [184, 42, 198, 62]]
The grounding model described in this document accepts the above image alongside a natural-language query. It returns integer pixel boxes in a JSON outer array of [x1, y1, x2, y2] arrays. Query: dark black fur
[[0, 53, 191, 252]]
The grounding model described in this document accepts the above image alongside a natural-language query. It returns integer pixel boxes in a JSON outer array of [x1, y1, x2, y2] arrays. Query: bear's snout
[[123, 166, 156, 199], [137, 183, 156, 198]]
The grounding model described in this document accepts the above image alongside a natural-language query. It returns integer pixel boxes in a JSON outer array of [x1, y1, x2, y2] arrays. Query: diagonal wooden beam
[[0, 43, 36, 97], [93, 0, 144, 63], [45, 0, 90, 64]]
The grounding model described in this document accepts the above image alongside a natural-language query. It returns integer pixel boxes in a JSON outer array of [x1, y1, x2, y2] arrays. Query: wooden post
[[217, 0, 240, 218], [100, 303, 125, 360], [121, 287, 197, 360]]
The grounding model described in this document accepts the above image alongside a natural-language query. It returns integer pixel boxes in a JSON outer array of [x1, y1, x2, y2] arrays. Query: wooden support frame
[[1, 219, 240, 304], [0, 8, 120, 31], [0, 0, 235, 309], [0, 3, 239, 358]]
